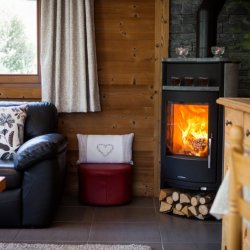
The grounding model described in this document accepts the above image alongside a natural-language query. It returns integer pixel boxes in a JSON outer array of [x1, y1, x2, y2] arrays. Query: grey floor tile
[[148, 242, 164, 250], [163, 243, 221, 250], [128, 197, 155, 208], [191, 222, 222, 243], [93, 207, 157, 222], [163, 243, 198, 250], [55, 206, 94, 223], [159, 214, 221, 244], [0, 229, 20, 242], [60, 194, 80, 206], [14, 223, 91, 243], [89, 222, 161, 243], [0, 197, 222, 248], [154, 198, 160, 209], [195, 243, 221, 250], [85, 242, 162, 250]]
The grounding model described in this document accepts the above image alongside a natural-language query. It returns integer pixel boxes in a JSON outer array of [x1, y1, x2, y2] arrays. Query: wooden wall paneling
[[60, 0, 169, 197], [61, 0, 158, 197], [97, 0, 155, 197], [0, 83, 41, 99], [153, 0, 169, 196], [0, 0, 170, 198]]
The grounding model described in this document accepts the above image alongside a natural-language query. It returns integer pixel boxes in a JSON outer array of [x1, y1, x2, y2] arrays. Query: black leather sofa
[[0, 102, 67, 227]]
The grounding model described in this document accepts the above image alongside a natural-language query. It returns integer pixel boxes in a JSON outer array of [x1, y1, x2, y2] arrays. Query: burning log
[[189, 137, 207, 153], [183, 134, 208, 156]]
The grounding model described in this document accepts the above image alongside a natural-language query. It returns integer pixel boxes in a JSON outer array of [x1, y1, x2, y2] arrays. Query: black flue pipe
[[196, 0, 226, 58]]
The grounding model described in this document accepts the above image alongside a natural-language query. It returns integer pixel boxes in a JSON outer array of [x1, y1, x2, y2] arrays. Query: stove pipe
[[196, 0, 226, 58]]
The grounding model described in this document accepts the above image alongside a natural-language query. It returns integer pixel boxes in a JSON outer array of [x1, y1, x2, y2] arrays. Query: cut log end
[[160, 201, 173, 213], [172, 191, 180, 202], [198, 203, 212, 216]]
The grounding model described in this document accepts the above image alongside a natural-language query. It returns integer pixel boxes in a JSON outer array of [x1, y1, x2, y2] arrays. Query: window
[[0, 0, 40, 84]]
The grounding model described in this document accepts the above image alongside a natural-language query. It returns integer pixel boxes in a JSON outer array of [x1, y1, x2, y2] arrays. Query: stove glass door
[[166, 103, 209, 158], [161, 89, 221, 190]]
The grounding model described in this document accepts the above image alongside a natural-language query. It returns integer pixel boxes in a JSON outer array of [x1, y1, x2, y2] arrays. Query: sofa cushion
[[0, 102, 58, 142], [23, 102, 58, 141], [0, 106, 27, 160], [0, 160, 22, 190]]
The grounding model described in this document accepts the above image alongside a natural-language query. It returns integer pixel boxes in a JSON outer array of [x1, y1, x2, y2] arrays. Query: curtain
[[40, 0, 101, 112]]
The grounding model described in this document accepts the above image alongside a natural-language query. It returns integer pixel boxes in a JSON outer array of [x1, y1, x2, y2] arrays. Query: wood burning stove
[[161, 58, 239, 191]]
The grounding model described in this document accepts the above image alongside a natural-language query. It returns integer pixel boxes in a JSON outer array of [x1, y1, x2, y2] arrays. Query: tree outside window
[[0, 0, 37, 75]]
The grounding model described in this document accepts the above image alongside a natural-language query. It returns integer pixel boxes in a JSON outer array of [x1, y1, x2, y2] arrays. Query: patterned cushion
[[77, 133, 134, 164], [0, 106, 28, 160]]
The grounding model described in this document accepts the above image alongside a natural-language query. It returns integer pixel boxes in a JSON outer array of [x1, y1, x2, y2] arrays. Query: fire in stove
[[167, 104, 209, 157]]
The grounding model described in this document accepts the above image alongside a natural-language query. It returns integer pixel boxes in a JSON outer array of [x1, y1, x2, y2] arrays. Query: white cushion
[[0, 106, 28, 160], [77, 133, 134, 164]]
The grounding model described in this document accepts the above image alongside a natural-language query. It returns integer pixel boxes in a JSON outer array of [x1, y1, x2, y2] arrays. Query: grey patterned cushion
[[0, 106, 28, 160]]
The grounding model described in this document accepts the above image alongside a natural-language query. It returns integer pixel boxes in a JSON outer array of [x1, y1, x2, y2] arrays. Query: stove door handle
[[208, 137, 212, 169]]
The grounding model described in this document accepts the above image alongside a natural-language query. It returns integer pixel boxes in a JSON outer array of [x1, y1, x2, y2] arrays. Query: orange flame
[[169, 104, 208, 157]]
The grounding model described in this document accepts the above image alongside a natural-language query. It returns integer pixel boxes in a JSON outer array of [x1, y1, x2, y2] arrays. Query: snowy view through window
[[0, 0, 37, 74]]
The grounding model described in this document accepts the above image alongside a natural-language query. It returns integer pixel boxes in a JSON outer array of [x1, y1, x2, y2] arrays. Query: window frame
[[0, 0, 41, 85]]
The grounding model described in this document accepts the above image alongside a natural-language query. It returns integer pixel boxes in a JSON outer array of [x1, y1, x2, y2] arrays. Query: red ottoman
[[78, 163, 132, 205]]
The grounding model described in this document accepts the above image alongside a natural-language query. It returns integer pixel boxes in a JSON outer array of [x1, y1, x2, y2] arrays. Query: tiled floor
[[0, 196, 222, 250]]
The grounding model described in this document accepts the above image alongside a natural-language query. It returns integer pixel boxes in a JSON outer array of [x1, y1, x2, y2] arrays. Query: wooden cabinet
[[223, 109, 244, 174], [217, 97, 250, 250]]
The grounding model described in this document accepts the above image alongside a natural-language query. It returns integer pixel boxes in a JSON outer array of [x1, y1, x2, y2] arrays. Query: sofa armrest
[[14, 133, 67, 171]]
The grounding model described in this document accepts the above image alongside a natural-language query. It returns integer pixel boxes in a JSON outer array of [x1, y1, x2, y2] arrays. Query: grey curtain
[[40, 0, 101, 112]]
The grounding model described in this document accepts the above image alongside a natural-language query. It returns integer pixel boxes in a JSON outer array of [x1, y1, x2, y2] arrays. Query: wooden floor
[[0, 196, 221, 250]]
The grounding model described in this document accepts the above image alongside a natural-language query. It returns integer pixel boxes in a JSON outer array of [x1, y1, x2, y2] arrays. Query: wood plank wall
[[0, 0, 169, 197]]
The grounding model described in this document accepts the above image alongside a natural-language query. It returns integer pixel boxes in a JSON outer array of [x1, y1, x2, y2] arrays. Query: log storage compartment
[[159, 189, 215, 220]]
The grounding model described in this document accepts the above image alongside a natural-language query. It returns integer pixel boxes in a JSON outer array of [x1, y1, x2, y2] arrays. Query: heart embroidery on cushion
[[97, 144, 114, 157]]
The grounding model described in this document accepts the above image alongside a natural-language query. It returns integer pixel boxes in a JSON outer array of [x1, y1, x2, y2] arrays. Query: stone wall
[[169, 0, 250, 96]]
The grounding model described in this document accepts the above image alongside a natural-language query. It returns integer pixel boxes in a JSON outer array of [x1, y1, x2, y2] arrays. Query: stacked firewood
[[159, 189, 215, 220]]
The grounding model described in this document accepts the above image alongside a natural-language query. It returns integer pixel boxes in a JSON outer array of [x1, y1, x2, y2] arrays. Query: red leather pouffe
[[78, 163, 132, 205]]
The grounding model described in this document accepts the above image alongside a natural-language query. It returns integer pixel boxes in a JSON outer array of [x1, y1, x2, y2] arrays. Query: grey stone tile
[[93, 207, 157, 222], [55, 206, 94, 223], [89, 222, 161, 243], [14, 223, 91, 243]]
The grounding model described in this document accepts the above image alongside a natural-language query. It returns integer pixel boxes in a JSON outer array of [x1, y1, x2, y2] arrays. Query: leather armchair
[[0, 102, 67, 228]]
